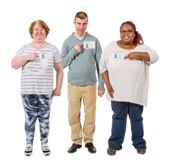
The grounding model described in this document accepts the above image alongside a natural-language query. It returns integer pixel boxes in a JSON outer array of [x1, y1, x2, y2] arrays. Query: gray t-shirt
[[16, 43, 61, 95]]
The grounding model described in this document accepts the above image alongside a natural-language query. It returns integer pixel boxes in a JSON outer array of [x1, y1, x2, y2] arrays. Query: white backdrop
[[0, 0, 174, 166]]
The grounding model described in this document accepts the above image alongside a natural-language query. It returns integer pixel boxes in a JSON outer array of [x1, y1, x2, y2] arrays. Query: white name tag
[[36, 51, 44, 58], [83, 41, 95, 49], [113, 51, 126, 59]]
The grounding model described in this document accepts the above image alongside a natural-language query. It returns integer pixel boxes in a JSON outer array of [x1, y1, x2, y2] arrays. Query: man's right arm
[[61, 42, 80, 68]]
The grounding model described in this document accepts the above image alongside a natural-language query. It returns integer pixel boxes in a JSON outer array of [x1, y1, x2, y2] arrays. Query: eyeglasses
[[120, 29, 134, 34]]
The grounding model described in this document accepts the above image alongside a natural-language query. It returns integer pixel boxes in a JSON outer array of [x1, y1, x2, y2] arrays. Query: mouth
[[123, 36, 130, 41]]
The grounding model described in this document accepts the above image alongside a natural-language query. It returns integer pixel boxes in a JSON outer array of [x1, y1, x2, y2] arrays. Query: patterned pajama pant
[[21, 94, 52, 145]]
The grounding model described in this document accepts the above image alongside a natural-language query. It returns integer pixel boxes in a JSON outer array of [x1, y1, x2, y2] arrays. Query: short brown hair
[[29, 20, 50, 38], [74, 11, 88, 20]]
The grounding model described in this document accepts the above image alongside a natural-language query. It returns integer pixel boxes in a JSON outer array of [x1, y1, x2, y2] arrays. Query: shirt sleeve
[[100, 45, 108, 74], [142, 44, 159, 64], [16, 45, 26, 56], [61, 40, 78, 68], [95, 39, 105, 91], [53, 46, 62, 63]]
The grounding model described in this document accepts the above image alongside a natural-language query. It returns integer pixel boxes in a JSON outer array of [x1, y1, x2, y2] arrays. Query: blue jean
[[108, 101, 146, 150], [22, 94, 52, 145]]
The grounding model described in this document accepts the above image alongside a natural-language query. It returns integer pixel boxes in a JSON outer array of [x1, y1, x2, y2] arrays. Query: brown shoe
[[107, 147, 116, 156], [136, 148, 146, 154]]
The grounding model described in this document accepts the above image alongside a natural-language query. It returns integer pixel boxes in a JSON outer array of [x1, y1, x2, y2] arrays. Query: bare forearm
[[139, 52, 150, 62], [54, 62, 64, 90], [102, 70, 114, 98], [102, 70, 111, 87], [126, 52, 150, 62], [11, 53, 36, 69], [11, 56, 29, 69], [56, 69, 63, 90]]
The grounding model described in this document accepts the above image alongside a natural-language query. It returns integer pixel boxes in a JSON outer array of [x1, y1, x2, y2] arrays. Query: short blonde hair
[[29, 20, 50, 38]]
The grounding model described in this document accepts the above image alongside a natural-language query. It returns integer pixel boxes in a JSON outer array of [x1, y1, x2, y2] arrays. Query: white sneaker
[[41, 143, 50, 156], [24, 144, 33, 156]]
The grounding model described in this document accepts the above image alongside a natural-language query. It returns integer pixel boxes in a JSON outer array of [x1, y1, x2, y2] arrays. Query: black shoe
[[85, 143, 96, 153], [68, 143, 82, 153]]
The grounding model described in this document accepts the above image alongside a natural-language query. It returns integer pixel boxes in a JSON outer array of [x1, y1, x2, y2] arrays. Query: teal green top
[[61, 33, 104, 90]]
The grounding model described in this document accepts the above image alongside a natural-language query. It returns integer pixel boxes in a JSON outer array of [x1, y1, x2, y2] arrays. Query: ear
[[73, 19, 76, 24]]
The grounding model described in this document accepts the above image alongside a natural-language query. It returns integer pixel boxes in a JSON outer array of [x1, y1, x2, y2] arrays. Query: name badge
[[113, 51, 126, 59], [83, 41, 95, 49], [36, 51, 44, 58]]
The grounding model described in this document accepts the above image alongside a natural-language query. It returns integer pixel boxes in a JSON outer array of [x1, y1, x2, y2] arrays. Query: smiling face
[[31, 22, 47, 42], [120, 24, 136, 45], [74, 17, 88, 37]]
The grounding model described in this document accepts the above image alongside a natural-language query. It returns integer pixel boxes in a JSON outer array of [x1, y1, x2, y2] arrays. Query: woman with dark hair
[[100, 21, 159, 155]]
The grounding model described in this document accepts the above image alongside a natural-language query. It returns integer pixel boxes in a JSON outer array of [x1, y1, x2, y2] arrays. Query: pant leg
[[82, 84, 96, 144], [68, 83, 83, 144], [22, 94, 38, 144], [108, 101, 128, 150], [128, 103, 146, 148], [38, 95, 52, 145]]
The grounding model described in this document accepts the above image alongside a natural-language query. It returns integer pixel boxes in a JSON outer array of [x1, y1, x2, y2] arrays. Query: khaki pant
[[68, 83, 96, 144]]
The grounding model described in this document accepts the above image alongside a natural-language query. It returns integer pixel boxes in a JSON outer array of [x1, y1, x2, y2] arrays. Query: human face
[[120, 24, 135, 44], [32, 23, 46, 42], [74, 17, 88, 36]]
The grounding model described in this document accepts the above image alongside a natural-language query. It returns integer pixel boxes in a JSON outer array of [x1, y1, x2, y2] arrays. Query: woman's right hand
[[27, 53, 37, 61], [107, 84, 114, 98]]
